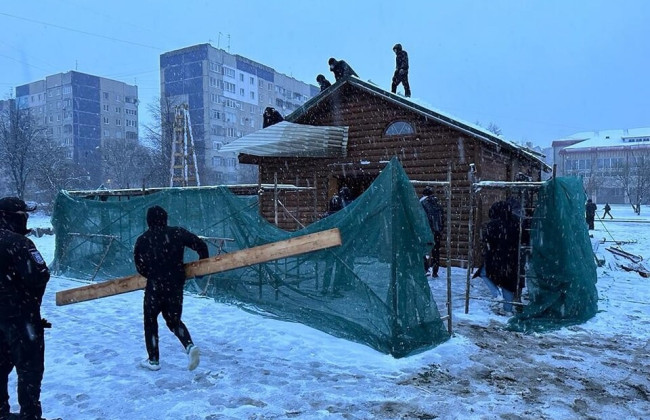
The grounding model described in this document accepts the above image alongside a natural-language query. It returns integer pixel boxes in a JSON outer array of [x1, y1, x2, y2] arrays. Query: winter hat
[[393, 43, 402, 52], [0, 197, 37, 213], [423, 186, 434, 196], [146, 205, 168, 228], [328, 57, 337, 66]]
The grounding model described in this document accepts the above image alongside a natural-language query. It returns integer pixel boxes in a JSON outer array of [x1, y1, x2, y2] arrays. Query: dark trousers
[[391, 70, 411, 97], [586, 216, 595, 230], [0, 319, 44, 420], [424, 232, 442, 276], [143, 289, 193, 362]]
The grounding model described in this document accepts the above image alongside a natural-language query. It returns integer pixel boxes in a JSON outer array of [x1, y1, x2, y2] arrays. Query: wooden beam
[[56, 228, 342, 306]]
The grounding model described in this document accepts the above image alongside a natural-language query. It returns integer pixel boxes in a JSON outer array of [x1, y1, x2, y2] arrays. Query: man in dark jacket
[[262, 107, 284, 128], [328, 58, 358, 82], [420, 187, 443, 277], [316, 74, 332, 92], [338, 186, 353, 208], [480, 201, 520, 314], [0, 197, 51, 420], [134, 206, 209, 371], [391, 43, 411, 97], [585, 199, 597, 230]]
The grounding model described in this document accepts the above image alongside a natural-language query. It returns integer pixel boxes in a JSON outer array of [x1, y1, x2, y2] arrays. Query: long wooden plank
[[55, 228, 341, 306]]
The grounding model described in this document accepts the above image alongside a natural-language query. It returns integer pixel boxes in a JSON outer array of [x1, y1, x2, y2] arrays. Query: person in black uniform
[[420, 187, 443, 277], [134, 206, 209, 371], [316, 74, 332, 92], [262, 107, 284, 128], [328, 58, 358, 82], [585, 199, 597, 230], [480, 201, 520, 314], [391, 43, 411, 97], [0, 197, 52, 420]]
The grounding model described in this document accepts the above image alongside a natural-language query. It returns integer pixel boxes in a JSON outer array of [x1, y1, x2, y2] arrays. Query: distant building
[[15, 71, 139, 186], [160, 43, 319, 185], [552, 128, 650, 204]]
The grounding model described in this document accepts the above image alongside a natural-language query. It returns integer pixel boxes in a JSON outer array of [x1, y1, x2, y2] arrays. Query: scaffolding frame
[[170, 104, 200, 187], [464, 165, 547, 314]]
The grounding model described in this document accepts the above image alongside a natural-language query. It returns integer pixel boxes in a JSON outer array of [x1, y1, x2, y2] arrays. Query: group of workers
[[316, 43, 411, 97]]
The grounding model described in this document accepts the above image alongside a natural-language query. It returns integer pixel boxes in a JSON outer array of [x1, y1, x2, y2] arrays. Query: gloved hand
[[41, 318, 52, 328], [398, 68, 406, 76]]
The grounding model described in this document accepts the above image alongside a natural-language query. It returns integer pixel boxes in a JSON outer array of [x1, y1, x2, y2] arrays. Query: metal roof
[[220, 121, 349, 157]]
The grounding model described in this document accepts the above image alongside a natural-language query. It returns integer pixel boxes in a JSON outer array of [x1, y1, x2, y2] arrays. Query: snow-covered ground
[[12, 204, 650, 419]]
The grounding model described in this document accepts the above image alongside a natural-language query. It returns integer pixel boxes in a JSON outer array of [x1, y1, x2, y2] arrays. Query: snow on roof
[[563, 127, 650, 149], [288, 77, 549, 169]]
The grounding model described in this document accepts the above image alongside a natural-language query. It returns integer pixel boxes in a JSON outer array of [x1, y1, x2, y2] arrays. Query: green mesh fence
[[507, 177, 598, 333], [51, 157, 449, 357]]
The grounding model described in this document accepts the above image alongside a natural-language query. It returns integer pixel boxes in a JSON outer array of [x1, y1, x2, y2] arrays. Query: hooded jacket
[[420, 194, 443, 233], [328, 58, 358, 82], [481, 201, 520, 293], [0, 208, 50, 320], [134, 206, 209, 292]]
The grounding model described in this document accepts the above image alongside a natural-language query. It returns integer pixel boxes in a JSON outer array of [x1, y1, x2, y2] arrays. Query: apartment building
[[160, 43, 319, 185], [15, 71, 139, 186]]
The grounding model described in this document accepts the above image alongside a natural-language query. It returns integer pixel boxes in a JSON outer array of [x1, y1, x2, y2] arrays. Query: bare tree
[[486, 122, 502, 136], [102, 138, 156, 189], [31, 141, 91, 203], [613, 149, 650, 214], [141, 96, 178, 187], [0, 100, 48, 199]]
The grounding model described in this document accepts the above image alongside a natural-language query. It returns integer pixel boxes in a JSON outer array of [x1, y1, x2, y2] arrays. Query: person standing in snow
[[328, 58, 358, 82], [585, 199, 597, 230], [479, 201, 520, 315], [262, 107, 284, 128], [0, 197, 52, 420], [391, 43, 411, 97], [316, 74, 332, 92], [603, 203, 613, 219], [420, 187, 443, 277], [134, 206, 209, 371]]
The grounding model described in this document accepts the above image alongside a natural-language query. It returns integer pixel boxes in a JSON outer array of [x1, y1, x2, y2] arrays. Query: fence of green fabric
[[508, 176, 599, 333], [51, 157, 449, 357]]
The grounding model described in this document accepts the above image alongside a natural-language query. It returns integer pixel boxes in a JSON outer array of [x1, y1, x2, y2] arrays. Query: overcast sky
[[1, 0, 648, 148]]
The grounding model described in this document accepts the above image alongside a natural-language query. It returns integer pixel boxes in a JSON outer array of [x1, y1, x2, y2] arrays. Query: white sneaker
[[140, 358, 161, 371], [187, 344, 200, 371], [426, 267, 433, 277]]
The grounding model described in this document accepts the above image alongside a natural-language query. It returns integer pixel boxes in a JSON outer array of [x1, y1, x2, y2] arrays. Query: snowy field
[[12, 204, 650, 419]]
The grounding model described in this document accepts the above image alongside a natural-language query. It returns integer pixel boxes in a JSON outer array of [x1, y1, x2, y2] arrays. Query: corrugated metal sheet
[[220, 121, 348, 157]]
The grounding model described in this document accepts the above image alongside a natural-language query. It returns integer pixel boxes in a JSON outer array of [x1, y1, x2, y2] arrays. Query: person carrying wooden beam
[[134, 206, 209, 372]]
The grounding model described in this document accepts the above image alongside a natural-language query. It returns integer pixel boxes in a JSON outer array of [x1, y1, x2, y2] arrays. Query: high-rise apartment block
[[15, 71, 139, 185], [160, 43, 319, 185]]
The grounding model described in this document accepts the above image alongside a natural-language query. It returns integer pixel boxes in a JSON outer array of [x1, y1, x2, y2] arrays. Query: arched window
[[384, 121, 415, 136]]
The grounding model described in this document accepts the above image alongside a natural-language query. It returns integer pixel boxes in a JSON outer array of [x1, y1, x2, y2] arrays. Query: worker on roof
[[262, 107, 284, 128], [391, 43, 411, 98], [316, 74, 332, 92], [328, 58, 358, 82]]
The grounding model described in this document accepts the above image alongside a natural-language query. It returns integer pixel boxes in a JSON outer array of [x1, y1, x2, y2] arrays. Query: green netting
[[51, 157, 449, 357], [507, 177, 598, 333]]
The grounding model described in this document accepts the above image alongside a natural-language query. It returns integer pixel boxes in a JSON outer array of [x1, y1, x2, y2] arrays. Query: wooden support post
[[445, 166, 453, 335], [56, 228, 342, 306]]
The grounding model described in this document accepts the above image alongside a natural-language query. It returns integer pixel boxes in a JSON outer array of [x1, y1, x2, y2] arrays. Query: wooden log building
[[224, 77, 549, 267]]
